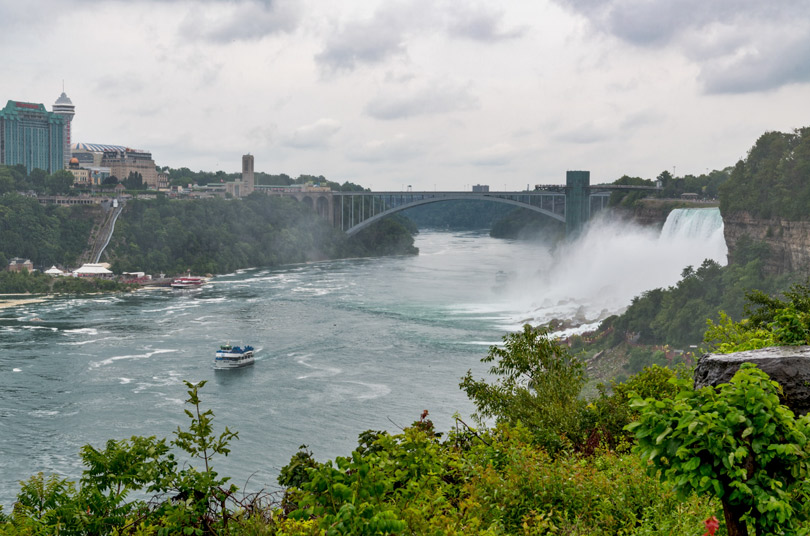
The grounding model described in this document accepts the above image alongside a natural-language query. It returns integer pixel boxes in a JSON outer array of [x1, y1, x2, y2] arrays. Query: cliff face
[[723, 211, 810, 274]]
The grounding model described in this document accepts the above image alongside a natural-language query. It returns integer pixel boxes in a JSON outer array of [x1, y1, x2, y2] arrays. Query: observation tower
[[53, 90, 75, 169]]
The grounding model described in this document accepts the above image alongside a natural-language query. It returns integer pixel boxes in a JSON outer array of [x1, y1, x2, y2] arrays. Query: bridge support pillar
[[565, 170, 590, 237]]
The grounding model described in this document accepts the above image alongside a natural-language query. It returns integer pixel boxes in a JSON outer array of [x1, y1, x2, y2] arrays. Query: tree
[[0, 166, 14, 194], [29, 168, 48, 193], [103, 175, 119, 185], [47, 170, 75, 195], [123, 171, 144, 190], [459, 324, 586, 451], [627, 364, 810, 536]]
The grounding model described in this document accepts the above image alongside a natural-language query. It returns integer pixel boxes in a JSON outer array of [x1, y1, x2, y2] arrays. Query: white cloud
[[470, 143, 520, 166], [347, 134, 426, 162], [365, 80, 479, 120], [283, 119, 341, 149]]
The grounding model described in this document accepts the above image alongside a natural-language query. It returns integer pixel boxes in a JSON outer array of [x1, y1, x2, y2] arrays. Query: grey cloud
[[179, 0, 300, 43], [315, 1, 525, 74], [700, 37, 810, 93], [365, 82, 479, 120], [444, 4, 526, 42], [553, 0, 810, 93], [314, 5, 418, 74]]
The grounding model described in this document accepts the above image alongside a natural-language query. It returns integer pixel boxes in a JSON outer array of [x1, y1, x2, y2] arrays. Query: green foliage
[[720, 127, 810, 220], [582, 364, 689, 452], [109, 196, 350, 274], [607, 256, 790, 349], [348, 216, 418, 257], [0, 270, 134, 294], [704, 280, 810, 353], [279, 446, 320, 490], [460, 324, 586, 452], [627, 363, 810, 535], [0, 193, 98, 268]]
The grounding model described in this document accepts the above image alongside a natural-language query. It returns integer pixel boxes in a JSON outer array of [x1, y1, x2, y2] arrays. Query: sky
[[2, 0, 809, 191]]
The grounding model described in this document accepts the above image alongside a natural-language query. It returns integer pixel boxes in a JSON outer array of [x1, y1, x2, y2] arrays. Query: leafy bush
[[705, 280, 810, 353], [459, 324, 586, 452], [627, 363, 810, 535]]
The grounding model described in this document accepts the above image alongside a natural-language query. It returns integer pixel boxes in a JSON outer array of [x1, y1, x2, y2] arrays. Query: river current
[[0, 212, 727, 507]]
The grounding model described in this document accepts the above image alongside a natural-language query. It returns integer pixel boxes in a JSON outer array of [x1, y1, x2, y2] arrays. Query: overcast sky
[[2, 0, 808, 190]]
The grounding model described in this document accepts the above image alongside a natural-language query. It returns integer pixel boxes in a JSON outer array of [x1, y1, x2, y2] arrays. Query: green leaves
[[459, 324, 586, 452], [627, 363, 810, 534]]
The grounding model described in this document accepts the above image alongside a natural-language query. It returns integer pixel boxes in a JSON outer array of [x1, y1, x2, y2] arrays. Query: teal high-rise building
[[0, 100, 64, 174]]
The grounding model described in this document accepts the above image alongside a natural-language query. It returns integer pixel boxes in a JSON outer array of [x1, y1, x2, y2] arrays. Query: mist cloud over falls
[[492, 208, 727, 332]]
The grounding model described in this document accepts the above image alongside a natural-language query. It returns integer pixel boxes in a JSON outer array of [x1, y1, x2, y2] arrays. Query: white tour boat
[[214, 344, 255, 370]]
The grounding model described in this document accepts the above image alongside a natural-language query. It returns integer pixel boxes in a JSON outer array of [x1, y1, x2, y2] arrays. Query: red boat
[[170, 276, 206, 289]]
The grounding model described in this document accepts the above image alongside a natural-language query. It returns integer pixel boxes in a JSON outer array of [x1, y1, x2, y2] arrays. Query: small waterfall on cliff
[[660, 207, 726, 245]]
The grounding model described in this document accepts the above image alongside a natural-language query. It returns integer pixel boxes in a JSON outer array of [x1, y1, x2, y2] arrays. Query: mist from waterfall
[[488, 208, 728, 333]]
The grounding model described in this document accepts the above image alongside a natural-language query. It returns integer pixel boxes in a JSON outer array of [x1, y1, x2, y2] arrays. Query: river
[[0, 210, 726, 508]]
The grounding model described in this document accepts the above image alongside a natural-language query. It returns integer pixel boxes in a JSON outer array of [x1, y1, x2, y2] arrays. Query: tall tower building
[[241, 154, 254, 196], [52, 91, 75, 169]]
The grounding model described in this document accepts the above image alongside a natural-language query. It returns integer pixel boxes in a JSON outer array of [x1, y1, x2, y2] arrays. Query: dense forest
[[0, 193, 98, 269], [106, 194, 416, 275]]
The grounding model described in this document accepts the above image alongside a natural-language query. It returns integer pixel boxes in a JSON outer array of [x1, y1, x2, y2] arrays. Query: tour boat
[[214, 344, 255, 370], [170, 276, 206, 289]]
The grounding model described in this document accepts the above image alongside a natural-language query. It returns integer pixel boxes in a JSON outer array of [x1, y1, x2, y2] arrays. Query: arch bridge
[[266, 171, 659, 237]]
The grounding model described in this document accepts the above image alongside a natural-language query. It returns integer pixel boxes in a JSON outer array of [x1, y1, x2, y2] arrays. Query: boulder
[[694, 346, 810, 416]]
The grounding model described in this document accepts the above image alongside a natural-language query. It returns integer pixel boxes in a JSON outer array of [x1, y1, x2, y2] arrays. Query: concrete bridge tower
[[565, 170, 590, 237]]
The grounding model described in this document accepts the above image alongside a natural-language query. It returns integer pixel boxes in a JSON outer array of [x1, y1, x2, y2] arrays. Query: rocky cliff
[[723, 211, 810, 274]]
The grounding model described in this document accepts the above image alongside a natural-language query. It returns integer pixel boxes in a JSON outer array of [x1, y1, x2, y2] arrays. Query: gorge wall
[[723, 211, 810, 274]]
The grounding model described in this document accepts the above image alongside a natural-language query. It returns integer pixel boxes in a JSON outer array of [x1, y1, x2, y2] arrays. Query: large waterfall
[[484, 207, 728, 332], [660, 207, 726, 245]]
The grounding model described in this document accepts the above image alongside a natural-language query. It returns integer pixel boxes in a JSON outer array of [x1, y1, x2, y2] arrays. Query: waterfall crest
[[660, 207, 725, 242]]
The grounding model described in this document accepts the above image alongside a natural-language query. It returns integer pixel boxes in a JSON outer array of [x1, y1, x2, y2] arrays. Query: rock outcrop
[[723, 211, 810, 274], [694, 347, 810, 415]]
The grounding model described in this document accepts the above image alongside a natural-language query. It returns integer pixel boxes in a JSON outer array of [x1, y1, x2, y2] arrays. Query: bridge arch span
[[343, 194, 564, 237]]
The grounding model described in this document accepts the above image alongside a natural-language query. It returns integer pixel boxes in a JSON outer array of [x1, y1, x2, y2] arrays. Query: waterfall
[[658, 208, 727, 264], [490, 207, 729, 332], [660, 207, 725, 242]]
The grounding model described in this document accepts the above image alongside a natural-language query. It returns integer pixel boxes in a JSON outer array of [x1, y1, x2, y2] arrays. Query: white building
[[72, 263, 113, 278]]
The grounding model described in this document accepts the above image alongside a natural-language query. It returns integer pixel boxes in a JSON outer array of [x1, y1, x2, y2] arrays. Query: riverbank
[[0, 295, 50, 310]]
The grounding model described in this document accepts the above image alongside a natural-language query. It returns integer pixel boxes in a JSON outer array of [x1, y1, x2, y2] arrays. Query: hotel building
[[0, 100, 64, 173]]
